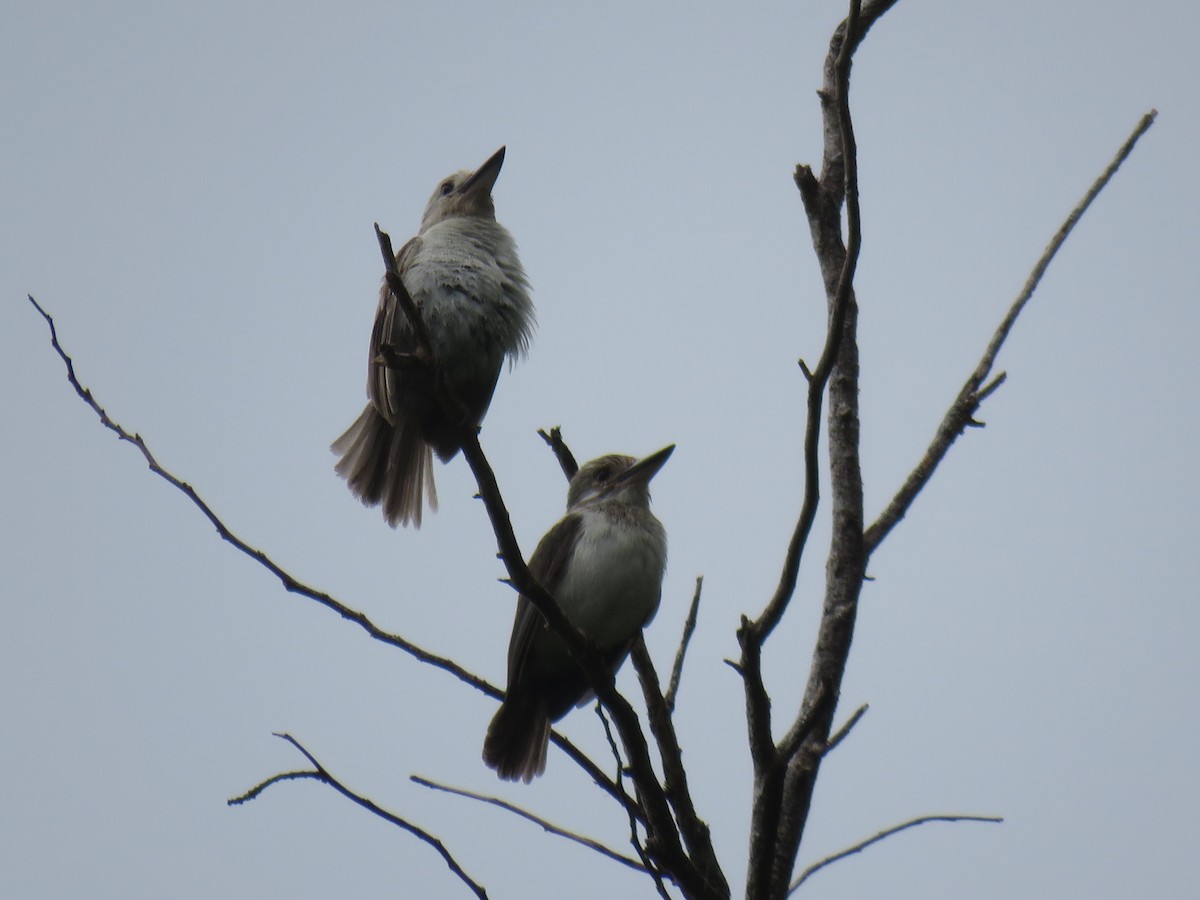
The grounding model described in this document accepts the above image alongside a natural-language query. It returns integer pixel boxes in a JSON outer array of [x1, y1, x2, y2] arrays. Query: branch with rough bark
[[374, 225, 726, 898], [739, 3, 882, 897], [232, 733, 489, 899], [736, 2, 1154, 898]]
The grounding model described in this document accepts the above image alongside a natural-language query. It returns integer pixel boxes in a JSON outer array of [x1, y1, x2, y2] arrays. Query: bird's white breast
[[555, 507, 667, 651]]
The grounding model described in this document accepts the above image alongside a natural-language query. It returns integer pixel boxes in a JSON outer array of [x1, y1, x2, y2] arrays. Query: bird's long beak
[[617, 444, 675, 487], [458, 146, 506, 197]]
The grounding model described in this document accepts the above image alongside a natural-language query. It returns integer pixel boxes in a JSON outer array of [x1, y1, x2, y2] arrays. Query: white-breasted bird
[[333, 147, 534, 527], [483, 445, 674, 782]]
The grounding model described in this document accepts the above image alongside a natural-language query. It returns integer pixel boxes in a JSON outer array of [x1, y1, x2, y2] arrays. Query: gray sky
[[2, 1, 1196, 898]]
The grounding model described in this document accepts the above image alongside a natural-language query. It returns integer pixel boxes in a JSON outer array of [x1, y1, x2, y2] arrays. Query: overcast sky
[[2, 1, 1196, 898]]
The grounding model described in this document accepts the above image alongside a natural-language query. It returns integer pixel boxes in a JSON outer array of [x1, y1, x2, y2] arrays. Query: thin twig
[[863, 109, 1158, 554], [822, 703, 868, 755], [259, 733, 490, 899], [374, 223, 433, 357], [410, 775, 646, 872], [227, 770, 319, 804], [787, 814, 1004, 894], [25, 296, 490, 691], [537, 426, 579, 480], [665, 576, 703, 712]]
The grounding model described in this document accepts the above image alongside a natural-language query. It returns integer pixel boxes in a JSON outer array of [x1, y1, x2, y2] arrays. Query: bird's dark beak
[[458, 146, 506, 197], [618, 444, 675, 487]]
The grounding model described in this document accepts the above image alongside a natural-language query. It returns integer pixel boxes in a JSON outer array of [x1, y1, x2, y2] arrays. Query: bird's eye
[[440, 180, 454, 196], [594, 467, 612, 483]]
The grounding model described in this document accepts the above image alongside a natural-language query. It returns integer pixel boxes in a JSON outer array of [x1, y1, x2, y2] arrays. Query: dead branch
[[537, 425, 580, 479], [25, 292, 632, 828], [410, 775, 646, 873], [666, 576, 704, 712], [241, 733, 490, 899], [788, 814, 1004, 894], [863, 109, 1158, 554], [630, 637, 728, 896], [741, 2, 888, 896]]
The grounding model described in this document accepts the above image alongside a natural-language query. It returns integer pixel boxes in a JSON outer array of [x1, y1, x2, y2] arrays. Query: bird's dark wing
[[505, 512, 582, 685], [368, 235, 420, 419]]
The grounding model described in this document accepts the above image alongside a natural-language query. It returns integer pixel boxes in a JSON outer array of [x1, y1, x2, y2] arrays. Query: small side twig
[[240, 734, 490, 899], [374, 223, 433, 357], [228, 769, 318, 804], [822, 703, 868, 755], [410, 775, 646, 873], [787, 814, 1004, 894], [537, 425, 579, 480], [665, 576, 703, 712]]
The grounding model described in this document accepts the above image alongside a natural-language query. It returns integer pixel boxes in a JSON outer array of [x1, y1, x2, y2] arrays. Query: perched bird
[[332, 147, 534, 527], [483, 445, 674, 782]]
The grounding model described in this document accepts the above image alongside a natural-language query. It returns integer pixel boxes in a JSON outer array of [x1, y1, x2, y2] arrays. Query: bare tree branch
[[863, 109, 1157, 554], [666, 576, 704, 713], [742, 2, 884, 896], [745, 0, 875, 646], [244, 733, 490, 899], [410, 775, 647, 873], [25, 295, 492, 691], [787, 814, 1004, 894], [822, 703, 868, 755], [538, 425, 580, 479], [595, 703, 674, 900], [630, 637, 728, 897], [374, 222, 433, 358], [25, 292, 632, 827], [227, 770, 319, 804]]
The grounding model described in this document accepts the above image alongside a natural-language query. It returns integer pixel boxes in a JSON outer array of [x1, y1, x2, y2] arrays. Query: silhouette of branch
[[25, 295, 490, 690], [788, 814, 1004, 894], [374, 223, 433, 357], [666, 576, 703, 713], [630, 636, 727, 895], [863, 108, 1158, 554], [742, 3, 885, 897], [594, 703, 672, 900], [538, 425, 579, 479], [823, 703, 868, 755], [237, 734, 489, 899], [25, 292, 628, 826], [227, 770, 317, 804], [410, 775, 646, 873]]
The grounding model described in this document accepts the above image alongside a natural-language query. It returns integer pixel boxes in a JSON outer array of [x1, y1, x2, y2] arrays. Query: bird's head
[[567, 445, 675, 510], [419, 146, 506, 232]]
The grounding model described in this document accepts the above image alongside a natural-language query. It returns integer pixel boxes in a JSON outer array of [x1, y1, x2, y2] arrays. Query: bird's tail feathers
[[482, 693, 551, 782], [332, 404, 437, 528]]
